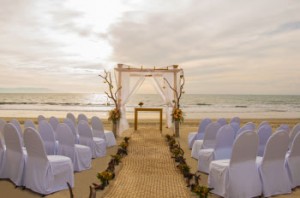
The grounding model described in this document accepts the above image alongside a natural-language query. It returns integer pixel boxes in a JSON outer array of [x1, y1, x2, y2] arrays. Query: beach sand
[[0, 118, 299, 197]]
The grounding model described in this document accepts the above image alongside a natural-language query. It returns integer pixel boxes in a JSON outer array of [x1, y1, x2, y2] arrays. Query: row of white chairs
[[190, 117, 299, 159], [207, 129, 300, 198], [38, 113, 116, 147], [0, 114, 116, 195], [0, 123, 74, 195]]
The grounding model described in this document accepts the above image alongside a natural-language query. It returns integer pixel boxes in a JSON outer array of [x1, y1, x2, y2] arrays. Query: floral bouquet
[[192, 185, 213, 198], [97, 171, 113, 185], [172, 108, 184, 123], [108, 108, 121, 123]]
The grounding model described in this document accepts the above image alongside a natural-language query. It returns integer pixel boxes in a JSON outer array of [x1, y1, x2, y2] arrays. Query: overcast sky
[[0, 0, 299, 95]]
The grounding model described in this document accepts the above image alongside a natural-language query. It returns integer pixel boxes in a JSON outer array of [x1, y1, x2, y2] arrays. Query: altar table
[[134, 108, 163, 131]]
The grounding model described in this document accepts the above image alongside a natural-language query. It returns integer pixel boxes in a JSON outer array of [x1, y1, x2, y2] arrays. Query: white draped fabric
[[118, 74, 145, 134], [115, 65, 182, 134]]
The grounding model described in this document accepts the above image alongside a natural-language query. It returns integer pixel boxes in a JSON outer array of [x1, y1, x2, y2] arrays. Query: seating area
[[0, 113, 116, 196], [188, 117, 300, 198]]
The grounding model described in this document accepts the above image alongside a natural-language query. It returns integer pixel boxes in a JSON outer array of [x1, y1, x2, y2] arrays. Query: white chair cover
[[229, 122, 240, 135], [10, 119, 23, 146], [191, 122, 221, 159], [49, 116, 60, 132], [198, 124, 235, 173], [235, 122, 255, 139], [56, 123, 92, 172], [276, 124, 290, 133], [229, 117, 240, 125], [208, 130, 261, 198], [66, 113, 77, 126], [78, 113, 88, 122], [78, 120, 106, 158], [257, 121, 269, 130], [23, 127, 74, 195], [285, 132, 300, 188], [24, 119, 36, 130], [217, 118, 227, 126], [91, 116, 116, 147], [289, 123, 300, 149], [0, 119, 6, 140], [188, 118, 212, 149], [187, 121, 200, 149], [38, 120, 57, 155], [256, 130, 291, 197], [257, 125, 272, 157], [0, 137, 5, 178], [64, 118, 79, 144], [37, 115, 47, 124], [3, 123, 27, 186]]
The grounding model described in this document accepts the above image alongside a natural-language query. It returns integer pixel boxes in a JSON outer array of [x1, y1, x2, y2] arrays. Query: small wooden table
[[134, 107, 163, 131]]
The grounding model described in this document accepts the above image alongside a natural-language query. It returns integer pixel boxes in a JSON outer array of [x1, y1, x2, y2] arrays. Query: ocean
[[0, 93, 299, 119]]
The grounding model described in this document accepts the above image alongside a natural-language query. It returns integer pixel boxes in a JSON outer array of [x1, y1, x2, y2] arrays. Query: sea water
[[0, 93, 299, 119]]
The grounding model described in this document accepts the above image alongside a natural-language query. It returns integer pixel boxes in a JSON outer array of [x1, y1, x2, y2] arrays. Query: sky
[[0, 0, 299, 95]]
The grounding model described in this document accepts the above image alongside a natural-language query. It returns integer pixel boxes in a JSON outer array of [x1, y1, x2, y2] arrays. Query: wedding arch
[[114, 64, 184, 134]]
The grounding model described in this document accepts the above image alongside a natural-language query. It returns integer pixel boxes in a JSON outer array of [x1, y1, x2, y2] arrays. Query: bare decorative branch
[[163, 69, 185, 108], [99, 70, 122, 109]]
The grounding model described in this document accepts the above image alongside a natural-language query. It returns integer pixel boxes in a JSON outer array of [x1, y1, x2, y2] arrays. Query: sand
[[0, 118, 299, 197]]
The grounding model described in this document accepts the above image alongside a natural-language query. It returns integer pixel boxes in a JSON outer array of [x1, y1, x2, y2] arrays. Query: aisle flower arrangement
[[93, 137, 130, 190], [165, 134, 213, 198]]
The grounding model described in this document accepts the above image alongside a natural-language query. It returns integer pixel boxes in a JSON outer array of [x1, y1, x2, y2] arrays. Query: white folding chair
[[38, 120, 57, 155], [49, 116, 60, 132], [285, 132, 300, 188], [64, 118, 79, 144], [66, 113, 77, 126], [191, 122, 221, 159], [3, 123, 27, 186], [24, 127, 74, 195], [256, 130, 291, 197], [24, 119, 36, 130], [234, 122, 255, 139], [91, 116, 116, 147], [217, 118, 227, 126], [208, 130, 262, 198], [198, 124, 235, 173], [78, 113, 88, 123], [289, 123, 300, 149], [56, 123, 92, 172], [78, 120, 106, 158], [257, 125, 272, 157], [188, 118, 212, 149]]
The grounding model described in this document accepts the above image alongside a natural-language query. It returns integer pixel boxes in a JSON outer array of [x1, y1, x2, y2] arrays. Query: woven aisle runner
[[103, 127, 191, 198]]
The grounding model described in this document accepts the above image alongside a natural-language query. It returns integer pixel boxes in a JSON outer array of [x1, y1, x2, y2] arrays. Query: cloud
[[268, 21, 300, 35], [107, 0, 300, 94], [0, 0, 299, 94]]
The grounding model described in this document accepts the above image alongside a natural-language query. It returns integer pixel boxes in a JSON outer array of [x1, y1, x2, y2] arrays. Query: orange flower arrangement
[[172, 108, 184, 123], [108, 108, 121, 123]]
